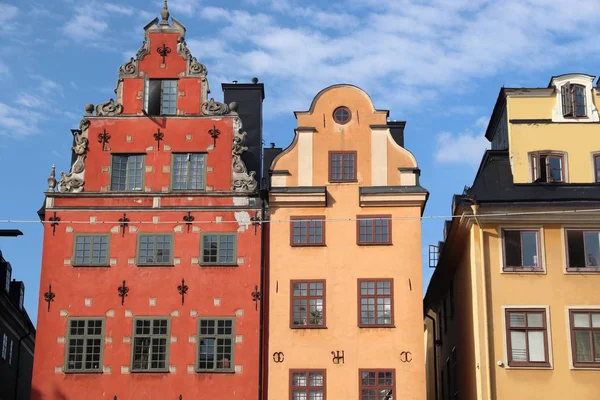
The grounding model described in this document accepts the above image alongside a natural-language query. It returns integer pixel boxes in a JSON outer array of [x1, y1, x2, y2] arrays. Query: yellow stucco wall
[[268, 85, 426, 399], [507, 95, 600, 183], [479, 222, 600, 399]]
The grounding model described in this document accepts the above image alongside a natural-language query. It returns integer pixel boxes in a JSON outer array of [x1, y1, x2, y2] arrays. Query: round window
[[333, 106, 351, 124]]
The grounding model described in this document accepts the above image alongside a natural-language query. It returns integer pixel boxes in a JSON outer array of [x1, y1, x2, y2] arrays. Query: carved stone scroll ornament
[[136, 38, 150, 60], [202, 98, 230, 116], [118, 57, 138, 77], [189, 57, 207, 77], [177, 37, 192, 61], [95, 98, 123, 117], [231, 117, 258, 192], [58, 132, 88, 193]]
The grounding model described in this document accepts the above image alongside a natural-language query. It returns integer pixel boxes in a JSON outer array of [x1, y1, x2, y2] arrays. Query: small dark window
[[359, 370, 394, 400], [333, 106, 351, 124], [358, 279, 393, 327], [569, 310, 600, 367], [73, 235, 109, 266], [357, 215, 391, 245], [197, 318, 235, 372], [531, 152, 564, 183], [144, 79, 177, 116], [1, 334, 6, 361], [290, 217, 325, 246], [291, 370, 326, 400], [111, 154, 145, 191], [503, 229, 541, 271], [505, 309, 550, 367], [291, 280, 325, 328], [132, 318, 169, 372], [201, 234, 236, 265], [137, 234, 173, 265], [561, 83, 587, 118], [65, 318, 104, 372], [595, 155, 600, 183], [566, 229, 600, 270], [172, 153, 206, 190], [329, 151, 356, 182], [8, 340, 13, 366]]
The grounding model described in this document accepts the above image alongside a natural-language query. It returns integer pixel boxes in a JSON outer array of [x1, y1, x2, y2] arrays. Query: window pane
[[594, 332, 600, 362], [584, 232, 600, 267], [309, 372, 323, 386], [504, 231, 522, 267], [574, 313, 590, 328], [596, 157, 600, 182], [293, 373, 307, 386], [548, 156, 562, 182], [527, 313, 543, 328], [575, 331, 592, 362], [510, 331, 527, 362], [528, 331, 546, 362], [521, 231, 538, 267], [509, 312, 526, 328], [567, 230, 586, 268], [592, 313, 600, 328]]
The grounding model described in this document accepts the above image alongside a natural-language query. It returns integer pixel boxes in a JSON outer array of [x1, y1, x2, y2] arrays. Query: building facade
[[0, 230, 36, 400], [265, 85, 428, 399], [31, 5, 265, 399], [424, 74, 600, 400]]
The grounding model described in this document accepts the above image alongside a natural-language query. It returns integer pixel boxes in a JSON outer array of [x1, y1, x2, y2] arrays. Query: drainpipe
[[257, 196, 267, 400], [425, 313, 439, 400], [13, 323, 33, 400], [471, 204, 493, 400]]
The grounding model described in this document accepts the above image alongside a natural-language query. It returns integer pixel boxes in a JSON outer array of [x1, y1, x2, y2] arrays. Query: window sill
[[290, 326, 327, 330], [195, 370, 235, 374], [357, 243, 393, 246], [571, 365, 600, 370], [566, 267, 600, 273], [137, 264, 175, 267], [328, 180, 358, 184], [505, 364, 552, 370], [358, 325, 395, 329], [130, 370, 170, 374], [72, 264, 110, 268], [64, 370, 103, 374], [502, 267, 545, 273], [199, 264, 238, 267], [291, 244, 326, 248]]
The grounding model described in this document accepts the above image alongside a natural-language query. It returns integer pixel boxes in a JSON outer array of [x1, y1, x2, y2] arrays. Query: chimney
[[388, 121, 406, 147], [9, 280, 25, 310], [222, 79, 265, 184], [0, 253, 11, 293]]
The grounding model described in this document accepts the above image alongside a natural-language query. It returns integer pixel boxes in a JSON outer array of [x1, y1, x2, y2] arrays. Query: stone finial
[[160, 0, 170, 25], [48, 164, 57, 192], [84, 104, 94, 115]]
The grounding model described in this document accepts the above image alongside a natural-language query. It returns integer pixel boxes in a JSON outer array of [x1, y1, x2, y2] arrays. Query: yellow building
[[265, 85, 428, 399], [424, 73, 600, 400]]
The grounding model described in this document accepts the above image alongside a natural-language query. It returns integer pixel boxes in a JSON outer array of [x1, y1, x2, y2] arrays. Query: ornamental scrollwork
[[118, 57, 137, 77], [201, 98, 230, 116], [189, 57, 207, 77], [231, 117, 258, 192], [136, 38, 150, 60], [95, 98, 123, 117], [58, 131, 89, 193]]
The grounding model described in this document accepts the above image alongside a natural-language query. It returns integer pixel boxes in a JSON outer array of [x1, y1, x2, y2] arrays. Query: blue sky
[[2, 0, 600, 325]]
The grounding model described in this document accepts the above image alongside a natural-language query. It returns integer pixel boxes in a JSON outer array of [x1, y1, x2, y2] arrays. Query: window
[[329, 151, 356, 182], [358, 279, 393, 327], [65, 318, 104, 372], [1, 334, 6, 360], [137, 234, 173, 265], [197, 318, 235, 372], [4, 268, 9, 292], [357, 215, 391, 245], [201, 234, 236, 265], [505, 308, 550, 367], [8, 340, 13, 366], [359, 370, 394, 400], [131, 318, 169, 372], [531, 152, 565, 183], [569, 310, 600, 367], [595, 155, 600, 183], [111, 154, 145, 191], [502, 229, 541, 271], [172, 153, 206, 190], [290, 370, 326, 400], [333, 106, 351, 124], [442, 298, 448, 333], [561, 83, 587, 118], [290, 217, 325, 246], [73, 235, 109, 266], [291, 280, 325, 328], [144, 79, 178, 116], [566, 229, 600, 270]]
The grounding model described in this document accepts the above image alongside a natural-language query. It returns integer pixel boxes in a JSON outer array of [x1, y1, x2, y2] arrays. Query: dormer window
[[144, 79, 178, 116], [530, 152, 565, 183], [561, 83, 586, 118]]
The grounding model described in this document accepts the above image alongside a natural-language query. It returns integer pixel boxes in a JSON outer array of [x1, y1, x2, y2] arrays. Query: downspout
[[472, 204, 493, 400], [14, 322, 33, 400], [257, 193, 267, 400], [425, 313, 438, 400]]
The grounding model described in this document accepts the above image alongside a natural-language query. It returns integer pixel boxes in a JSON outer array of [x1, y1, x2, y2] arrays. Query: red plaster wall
[[31, 25, 262, 400]]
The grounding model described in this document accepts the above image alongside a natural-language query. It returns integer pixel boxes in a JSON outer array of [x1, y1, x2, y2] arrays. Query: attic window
[[143, 79, 178, 116], [561, 83, 586, 118], [530, 152, 565, 183], [333, 106, 351, 124]]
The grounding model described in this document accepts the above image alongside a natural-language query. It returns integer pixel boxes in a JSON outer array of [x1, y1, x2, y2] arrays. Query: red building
[[32, 4, 265, 399]]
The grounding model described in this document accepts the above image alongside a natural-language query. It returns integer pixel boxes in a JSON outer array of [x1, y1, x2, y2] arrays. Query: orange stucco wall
[[268, 85, 426, 399]]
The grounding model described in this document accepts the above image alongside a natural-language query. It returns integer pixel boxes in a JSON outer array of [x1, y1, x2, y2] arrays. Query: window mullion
[[212, 335, 218, 370]]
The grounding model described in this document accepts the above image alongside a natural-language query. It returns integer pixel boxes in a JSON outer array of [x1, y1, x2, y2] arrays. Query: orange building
[[264, 85, 428, 399], [31, 4, 265, 399]]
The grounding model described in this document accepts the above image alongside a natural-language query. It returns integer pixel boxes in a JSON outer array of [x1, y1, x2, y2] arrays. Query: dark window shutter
[[147, 80, 162, 116], [562, 82, 573, 117]]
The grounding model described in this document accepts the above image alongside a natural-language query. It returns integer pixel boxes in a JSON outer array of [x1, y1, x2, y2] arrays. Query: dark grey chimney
[[388, 121, 406, 147]]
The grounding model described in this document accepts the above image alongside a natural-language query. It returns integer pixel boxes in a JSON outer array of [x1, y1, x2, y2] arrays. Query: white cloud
[[434, 115, 491, 166], [30, 75, 62, 95], [15, 94, 46, 109], [63, 1, 141, 43], [158, 0, 201, 16], [0, 103, 45, 137], [0, 3, 18, 25], [0, 60, 8, 78]]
